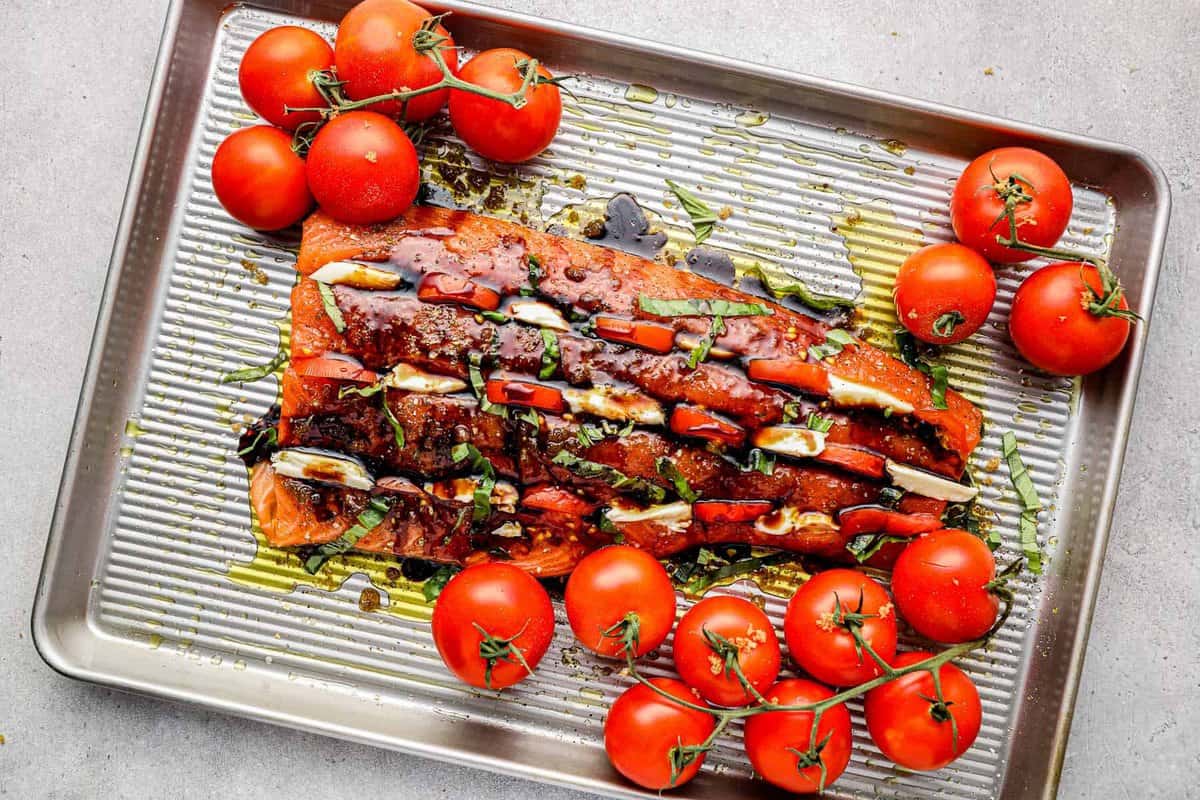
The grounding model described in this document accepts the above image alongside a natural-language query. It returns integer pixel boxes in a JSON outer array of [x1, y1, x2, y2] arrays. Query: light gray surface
[[1, 1, 1196, 798]]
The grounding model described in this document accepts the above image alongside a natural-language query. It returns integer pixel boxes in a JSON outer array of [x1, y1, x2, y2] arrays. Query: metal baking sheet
[[32, 1, 1169, 798]]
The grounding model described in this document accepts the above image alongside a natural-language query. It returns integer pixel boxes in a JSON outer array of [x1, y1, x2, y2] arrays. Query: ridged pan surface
[[82, 4, 1126, 799]]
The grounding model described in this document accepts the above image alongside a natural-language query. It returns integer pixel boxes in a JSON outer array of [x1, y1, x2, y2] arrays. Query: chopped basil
[[878, 486, 904, 508], [521, 253, 543, 297], [807, 328, 855, 361], [668, 545, 790, 594], [666, 180, 718, 245], [304, 497, 392, 574], [744, 448, 775, 475], [468, 352, 507, 418], [742, 264, 856, 312], [221, 350, 288, 384], [782, 402, 801, 424], [551, 450, 666, 503], [806, 412, 834, 433], [655, 457, 700, 503], [452, 442, 497, 523], [846, 533, 910, 563], [539, 328, 560, 379], [316, 281, 347, 333], [381, 389, 405, 449], [479, 310, 509, 324], [639, 295, 771, 318], [894, 329, 950, 410], [339, 382, 384, 399], [578, 419, 635, 446], [1003, 431, 1043, 574], [687, 315, 725, 369], [422, 564, 461, 603], [517, 407, 541, 427], [236, 426, 277, 457]]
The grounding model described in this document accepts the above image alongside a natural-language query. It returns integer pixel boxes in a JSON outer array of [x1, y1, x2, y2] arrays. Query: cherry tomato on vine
[[334, 0, 457, 121], [604, 678, 715, 790], [305, 111, 419, 224], [743, 679, 853, 794], [449, 48, 562, 163], [212, 126, 312, 230], [864, 651, 982, 771], [430, 562, 554, 690], [238, 26, 334, 130], [1009, 261, 1135, 375], [784, 568, 897, 687], [565, 545, 677, 659], [893, 243, 996, 344], [892, 528, 1004, 644], [950, 147, 1073, 263], [672, 595, 780, 707]]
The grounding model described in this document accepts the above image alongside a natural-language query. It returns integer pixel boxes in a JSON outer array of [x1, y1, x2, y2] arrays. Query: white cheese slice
[[309, 260, 402, 290], [828, 375, 915, 416], [383, 363, 468, 394], [563, 386, 665, 426], [271, 449, 374, 491], [754, 507, 837, 537], [604, 500, 693, 534], [885, 461, 978, 502], [507, 300, 570, 332], [752, 426, 827, 458], [426, 478, 519, 513]]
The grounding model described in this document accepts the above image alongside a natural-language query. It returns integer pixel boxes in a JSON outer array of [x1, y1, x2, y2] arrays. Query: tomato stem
[[474, 620, 533, 689]]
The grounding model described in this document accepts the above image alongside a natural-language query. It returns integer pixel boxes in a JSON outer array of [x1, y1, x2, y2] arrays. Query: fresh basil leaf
[[638, 295, 771, 318], [304, 497, 392, 574], [317, 281, 347, 333], [479, 310, 509, 324], [221, 350, 288, 384], [743, 264, 855, 312], [655, 457, 700, 503], [878, 486, 904, 509], [522, 253, 542, 296], [381, 390, 405, 449], [929, 365, 949, 410], [539, 328, 559, 379], [468, 352, 507, 418], [895, 329, 950, 410], [236, 426, 277, 457], [684, 552, 789, 594], [422, 564, 461, 603], [339, 382, 384, 399], [1003, 431, 1043, 574], [452, 442, 497, 523], [551, 450, 666, 503], [744, 448, 775, 476], [687, 315, 725, 369], [808, 328, 856, 361], [666, 180, 718, 245], [806, 412, 834, 433], [782, 402, 801, 424], [846, 533, 910, 563]]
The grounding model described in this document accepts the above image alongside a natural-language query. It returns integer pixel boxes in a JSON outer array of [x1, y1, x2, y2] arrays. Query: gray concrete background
[[1, 0, 1197, 797]]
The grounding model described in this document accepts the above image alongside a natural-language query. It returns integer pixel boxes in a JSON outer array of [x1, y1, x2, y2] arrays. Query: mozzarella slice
[[507, 300, 570, 331], [309, 261, 403, 290], [752, 426, 827, 458], [754, 507, 837, 537], [828, 375, 915, 416], [384, 363, 468, 394], [426, 478, 519, 513], [604, 500, 693, 534], [271, 449, 374, 491], [563, 386, 665, 425], [885, 461, 978, 502]]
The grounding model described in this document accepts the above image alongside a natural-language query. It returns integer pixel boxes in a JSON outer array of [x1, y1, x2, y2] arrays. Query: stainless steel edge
[[31, 1, 1172, 799]]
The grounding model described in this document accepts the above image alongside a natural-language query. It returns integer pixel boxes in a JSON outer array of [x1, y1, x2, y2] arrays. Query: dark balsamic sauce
[[573, 193, 669, 260]]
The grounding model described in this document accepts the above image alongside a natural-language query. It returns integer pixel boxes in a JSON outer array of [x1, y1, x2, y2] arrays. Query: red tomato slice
[[668, 406, 745, 447], [593, 316, 676, 353], [837, 506, 944, 537], [486, 379, 564, 413], [693, 500, 774, 523], [746, 358, 830, 395], [418, 273, 502, 311], [521, 484, 597, 516], [814, 443, 887, 478], [292, 355, 379, 383]]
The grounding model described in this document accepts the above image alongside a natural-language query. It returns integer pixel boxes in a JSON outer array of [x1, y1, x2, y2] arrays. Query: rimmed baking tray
[[32, 1, 1169, 798]]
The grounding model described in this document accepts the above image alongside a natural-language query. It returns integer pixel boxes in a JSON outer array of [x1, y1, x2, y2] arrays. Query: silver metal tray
[[32, 1, 1169, 798]]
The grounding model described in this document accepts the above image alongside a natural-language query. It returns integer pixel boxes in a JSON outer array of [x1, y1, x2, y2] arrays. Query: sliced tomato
[[486, 379, 565, 413], [292, 355, 379, 383], [593, 316, 675, 353], [746, 358, 830, 395], [418, 273, 502, 311], [521, 484, 597, 516], [668, 405, 745, 447], [814, 443, 887, 478], [838, 506, 943, 537], [694, 499, 774, 523]]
